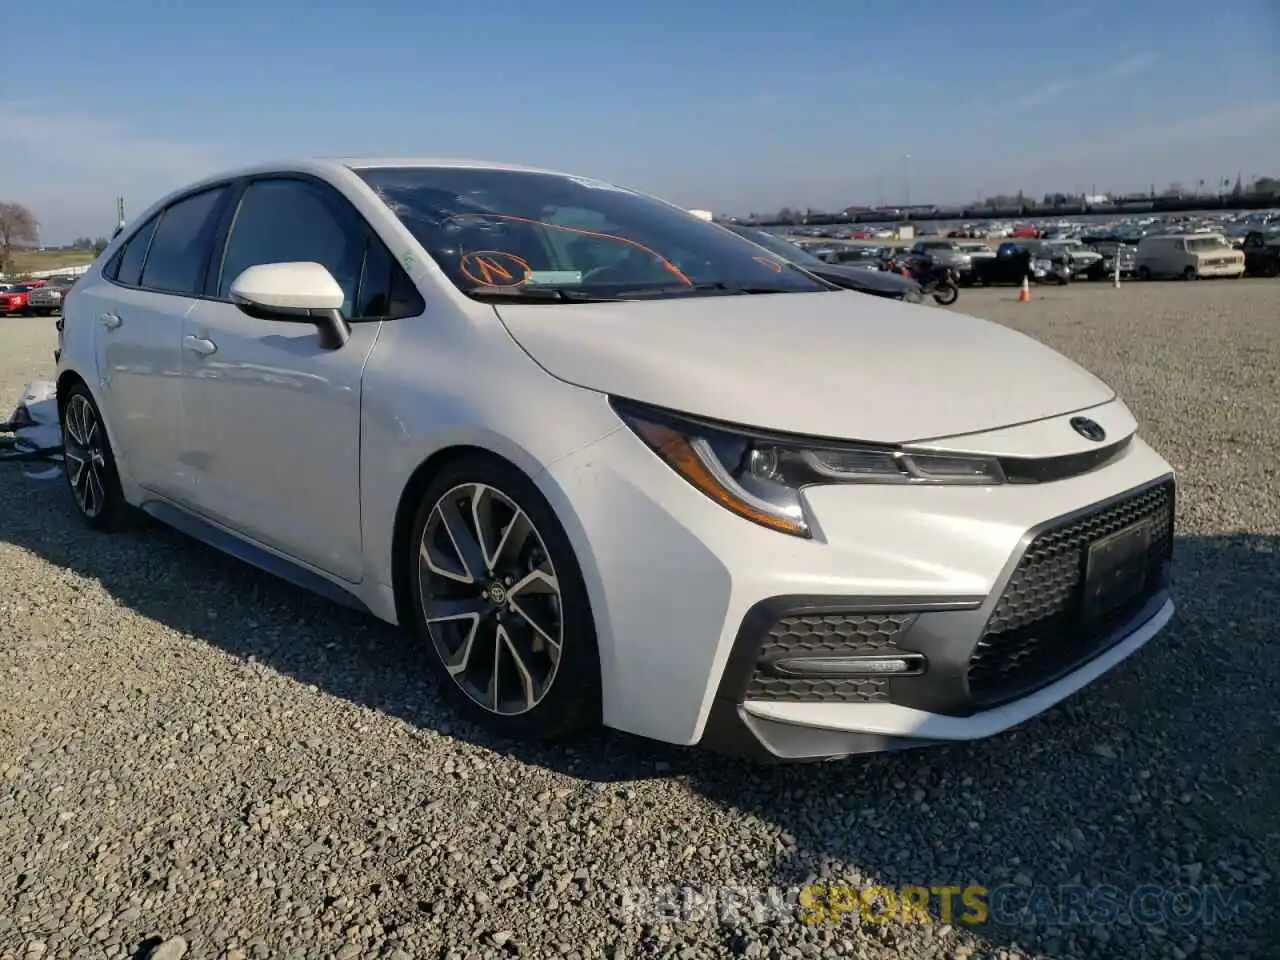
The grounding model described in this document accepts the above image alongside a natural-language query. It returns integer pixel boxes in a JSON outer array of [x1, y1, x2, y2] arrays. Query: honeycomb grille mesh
[[746, 613, 917, 703], [969, 480, 1174, 705]]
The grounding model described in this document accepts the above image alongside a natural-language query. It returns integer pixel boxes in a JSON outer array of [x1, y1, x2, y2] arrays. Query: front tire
[[933, 282, 959, 305], [61, 384, 134, 531], [407, 456, 601, 741]]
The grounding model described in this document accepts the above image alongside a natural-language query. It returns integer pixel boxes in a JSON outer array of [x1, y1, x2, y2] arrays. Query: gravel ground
[[2, 280, 1278, 960]]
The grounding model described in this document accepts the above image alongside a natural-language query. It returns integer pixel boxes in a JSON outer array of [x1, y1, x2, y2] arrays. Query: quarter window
[[218, 179, 365, 313], [139, 187, 229, 295], [110, 215, 160, 287]]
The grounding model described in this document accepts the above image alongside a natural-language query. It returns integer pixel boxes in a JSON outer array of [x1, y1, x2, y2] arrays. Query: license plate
[[1081, 520, 1154, 623]]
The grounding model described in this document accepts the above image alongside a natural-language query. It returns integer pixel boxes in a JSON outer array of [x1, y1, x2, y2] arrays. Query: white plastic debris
[[2, 380, 64, 479]]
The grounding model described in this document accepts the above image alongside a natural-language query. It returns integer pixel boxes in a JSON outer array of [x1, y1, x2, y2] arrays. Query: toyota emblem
[[1070, 416, 1107, 442]]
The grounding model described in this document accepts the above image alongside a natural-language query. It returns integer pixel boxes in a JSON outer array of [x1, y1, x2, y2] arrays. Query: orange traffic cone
[[1017, 276, 1031, 302]]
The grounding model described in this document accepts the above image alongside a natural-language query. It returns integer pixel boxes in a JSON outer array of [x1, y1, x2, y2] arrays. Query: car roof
[[179, 157, 581, 192], [118, 157, 609, 237]]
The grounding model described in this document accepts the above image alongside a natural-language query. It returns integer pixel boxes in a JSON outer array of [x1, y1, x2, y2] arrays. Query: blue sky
[[3, 0, 1277, 242]]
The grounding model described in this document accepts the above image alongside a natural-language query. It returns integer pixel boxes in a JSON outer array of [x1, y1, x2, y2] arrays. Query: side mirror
[[229, 262, 351, 349]]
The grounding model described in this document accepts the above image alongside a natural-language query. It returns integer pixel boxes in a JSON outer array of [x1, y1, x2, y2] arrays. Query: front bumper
[[699, 478, 1174, 760], [1197, 261, 1245, 277], [539, 397, 1176, 755]]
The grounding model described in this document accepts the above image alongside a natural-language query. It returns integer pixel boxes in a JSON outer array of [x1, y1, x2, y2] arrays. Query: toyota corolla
[[55, 159, 1176, 760]]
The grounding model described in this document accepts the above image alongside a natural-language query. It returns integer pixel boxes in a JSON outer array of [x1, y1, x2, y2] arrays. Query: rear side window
[[140, 187, 229, 295], [217, 178, 365, 313], [109, 215, 160, 287]]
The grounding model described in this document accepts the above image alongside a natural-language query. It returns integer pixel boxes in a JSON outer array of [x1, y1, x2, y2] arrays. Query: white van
[[1135, 234, 1245, 280]]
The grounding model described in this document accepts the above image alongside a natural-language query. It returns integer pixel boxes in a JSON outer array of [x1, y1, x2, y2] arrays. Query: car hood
[[495, 292, 1116, 444]]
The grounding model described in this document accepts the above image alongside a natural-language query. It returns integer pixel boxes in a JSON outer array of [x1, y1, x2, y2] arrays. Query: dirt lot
[[2, 281, 1278, 960]]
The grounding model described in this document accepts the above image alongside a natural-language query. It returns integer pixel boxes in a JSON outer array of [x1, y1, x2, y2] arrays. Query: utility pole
[[903, 154, 912, 209], [116, 196, 125, 228]]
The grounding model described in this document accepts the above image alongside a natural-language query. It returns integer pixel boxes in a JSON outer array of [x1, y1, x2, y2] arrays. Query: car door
[[177, 175, 401, 582], [92, 186, 231, 494]]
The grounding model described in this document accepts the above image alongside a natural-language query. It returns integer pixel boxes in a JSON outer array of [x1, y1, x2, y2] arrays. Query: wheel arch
[[56, 369, 132, 489], [389, 444, 587, 628], [56, 368, 87, 422]]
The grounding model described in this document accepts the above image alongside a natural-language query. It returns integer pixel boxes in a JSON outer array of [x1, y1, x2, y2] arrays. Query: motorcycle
[[884, 255, 960, 305]]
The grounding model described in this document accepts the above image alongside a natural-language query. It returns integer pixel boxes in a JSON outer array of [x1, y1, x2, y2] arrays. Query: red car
[[1, 284, 33, 314]]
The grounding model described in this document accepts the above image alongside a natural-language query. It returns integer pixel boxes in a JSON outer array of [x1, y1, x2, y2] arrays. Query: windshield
[[355, 166, 830, 300], [1186, 236, 1228, 252], [726, 226, 826, 267]]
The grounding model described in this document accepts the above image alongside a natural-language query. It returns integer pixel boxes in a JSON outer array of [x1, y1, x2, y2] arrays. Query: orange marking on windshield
[[459, 213, 693, 287], [460, 251, 531, 287], [753, 255, 784, 273]]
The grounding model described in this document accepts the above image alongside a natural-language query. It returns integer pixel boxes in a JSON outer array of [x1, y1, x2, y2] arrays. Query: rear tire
[[407, 456, 602, 741], [61, 383, 135, 532], [1137, 266, 1152, 281], [933, 283, 959, 306]]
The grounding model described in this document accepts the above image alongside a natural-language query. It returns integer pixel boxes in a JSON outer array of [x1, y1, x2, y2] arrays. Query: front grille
[[968, 480, 1174, 707], [746, 613, 916, 703]]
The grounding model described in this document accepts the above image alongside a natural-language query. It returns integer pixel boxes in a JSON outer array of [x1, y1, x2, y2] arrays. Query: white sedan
[[55, 159, 1176, 760]]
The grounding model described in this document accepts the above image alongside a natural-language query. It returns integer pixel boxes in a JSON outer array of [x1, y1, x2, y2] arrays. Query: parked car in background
[[1, 284, 34, 314], [909, 238, 973, 275], [1135, 234, 1245, 280], [970, 242, 1070, 286], [1081, 235, 1140, 279], [804, 242, 887, 269], [55, 157, 1177, 761], [1039, 239, 1105, 280], [1241, 228, 1280, 277], [722, 225, 925, 302], [26, 277, 78, 315]]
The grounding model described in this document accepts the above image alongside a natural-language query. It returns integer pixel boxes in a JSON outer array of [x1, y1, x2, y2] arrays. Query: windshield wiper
[[466, 286, 621, 303], [614, 281, 799, 298]]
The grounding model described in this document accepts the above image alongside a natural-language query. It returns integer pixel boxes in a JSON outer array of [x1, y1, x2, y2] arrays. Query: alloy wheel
[[418, 482, 564, 715], [63, 393, 107, 519]]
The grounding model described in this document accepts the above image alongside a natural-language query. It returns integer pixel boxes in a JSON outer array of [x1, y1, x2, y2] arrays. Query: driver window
[[218, 179, 364, 313]]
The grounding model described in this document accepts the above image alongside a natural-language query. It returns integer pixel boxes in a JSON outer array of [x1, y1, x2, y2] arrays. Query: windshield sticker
[[565, 176, 631, 193], [460, 251, 531, 287], [401, 252, 417, 273], [525, 270, 583, 286], [752, 255, 784, 274]]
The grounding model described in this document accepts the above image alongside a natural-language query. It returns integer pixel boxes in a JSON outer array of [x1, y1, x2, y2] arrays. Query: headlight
[[1034, 258, 1053, 272], [611, 399, 1006, 538]]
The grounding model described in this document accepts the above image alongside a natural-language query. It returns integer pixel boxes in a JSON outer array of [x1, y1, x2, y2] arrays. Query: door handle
[[99, 312, 122, 330], [183, 335, 218, 356]]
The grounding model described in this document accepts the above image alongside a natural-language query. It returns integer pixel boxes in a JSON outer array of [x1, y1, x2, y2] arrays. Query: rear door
[[91, 186, 231, 494]]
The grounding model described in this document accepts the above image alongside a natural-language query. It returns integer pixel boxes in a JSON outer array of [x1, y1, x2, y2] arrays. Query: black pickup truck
[[968, 242, 1072, 286]]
